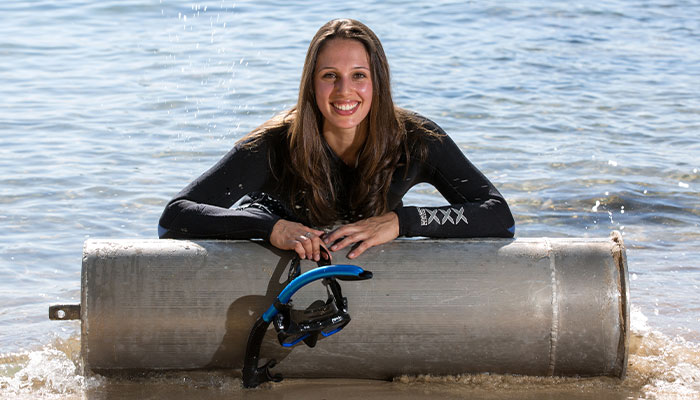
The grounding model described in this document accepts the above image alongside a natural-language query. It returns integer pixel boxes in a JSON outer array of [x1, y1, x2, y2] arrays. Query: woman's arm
[[158, 141, 282, 240], [394, 130, 515, 238], [158, 138, 331, 261]]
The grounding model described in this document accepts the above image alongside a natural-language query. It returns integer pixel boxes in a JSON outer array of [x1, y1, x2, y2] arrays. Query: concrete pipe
[[66, 234, 628, 378]]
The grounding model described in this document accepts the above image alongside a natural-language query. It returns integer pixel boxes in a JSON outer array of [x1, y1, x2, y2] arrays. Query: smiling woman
[[157, 18, 515, 260]]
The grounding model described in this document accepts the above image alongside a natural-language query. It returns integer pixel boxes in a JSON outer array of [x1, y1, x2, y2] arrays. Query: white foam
[[631, 304, 651, 335], [0, 338, 102, 399], [627, 306, 700, 398]]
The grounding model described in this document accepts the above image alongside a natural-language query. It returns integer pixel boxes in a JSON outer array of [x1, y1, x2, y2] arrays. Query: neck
[[322, 122, 367, 166]]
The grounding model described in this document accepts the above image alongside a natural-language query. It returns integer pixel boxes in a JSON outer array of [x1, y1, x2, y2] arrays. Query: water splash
[[0, 337, 102, 399], [627, 307, 700, 399]]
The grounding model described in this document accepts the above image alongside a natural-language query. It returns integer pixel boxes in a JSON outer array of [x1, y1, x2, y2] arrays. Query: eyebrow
[[317, 65, 370, 71]]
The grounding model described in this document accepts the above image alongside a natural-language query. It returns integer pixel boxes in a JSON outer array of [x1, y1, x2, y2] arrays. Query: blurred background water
[[0, 0, 698, 398]]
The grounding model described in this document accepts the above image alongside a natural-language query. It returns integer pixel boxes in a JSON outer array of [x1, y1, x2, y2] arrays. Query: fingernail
[[348, 252, 355, 258], [331, 245, 337, 251]]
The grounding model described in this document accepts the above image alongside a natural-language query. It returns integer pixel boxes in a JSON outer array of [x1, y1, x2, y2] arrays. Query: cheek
[[358, 82, 373, 106], [314, 80, 331, 102]]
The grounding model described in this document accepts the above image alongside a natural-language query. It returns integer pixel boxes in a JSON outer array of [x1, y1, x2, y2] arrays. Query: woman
[[158, 19, 515, 261]]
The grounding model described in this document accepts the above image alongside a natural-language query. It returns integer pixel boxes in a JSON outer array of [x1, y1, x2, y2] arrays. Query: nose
[[335, 76, 352, 95]]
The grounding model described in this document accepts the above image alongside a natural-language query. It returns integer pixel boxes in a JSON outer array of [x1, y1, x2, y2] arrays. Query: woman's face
[[314, 39, 373, 136]]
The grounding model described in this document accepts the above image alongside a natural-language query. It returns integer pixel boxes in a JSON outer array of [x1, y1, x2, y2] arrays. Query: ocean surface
[[1, 0, 699, 398]]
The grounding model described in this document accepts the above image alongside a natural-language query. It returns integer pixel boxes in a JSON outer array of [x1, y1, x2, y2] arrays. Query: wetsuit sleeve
[[157, 141, 281, 240], [393, 124, 515, 238]]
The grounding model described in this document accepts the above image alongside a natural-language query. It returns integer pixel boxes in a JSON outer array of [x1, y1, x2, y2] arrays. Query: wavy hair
[[241, 19, 436, 227]]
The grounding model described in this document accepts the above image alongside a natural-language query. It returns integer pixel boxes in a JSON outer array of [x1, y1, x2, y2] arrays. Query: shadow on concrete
[[206, 243, 295, 369]]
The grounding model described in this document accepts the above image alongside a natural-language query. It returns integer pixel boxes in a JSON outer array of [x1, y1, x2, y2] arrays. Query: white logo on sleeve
[[418, 207, 468, 226]]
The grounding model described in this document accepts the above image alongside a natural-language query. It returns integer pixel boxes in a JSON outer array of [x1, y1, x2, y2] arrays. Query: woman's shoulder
[[235, 113, 292, 151], [212, 119, 290, 175], [398, 108, 447, 138], [397, 109, 447, 159], [236, 125, 287, 150]]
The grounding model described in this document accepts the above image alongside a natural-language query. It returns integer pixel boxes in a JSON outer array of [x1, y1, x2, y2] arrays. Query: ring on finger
[[304, 232, 314, 238]]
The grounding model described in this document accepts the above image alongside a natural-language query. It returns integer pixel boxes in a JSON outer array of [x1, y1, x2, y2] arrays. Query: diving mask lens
[[319, 315, 350, 337], [273, 283, 351, 347]]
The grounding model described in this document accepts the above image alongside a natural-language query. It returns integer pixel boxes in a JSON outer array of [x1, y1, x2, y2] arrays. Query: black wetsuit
[[158, 116, 515, 240]]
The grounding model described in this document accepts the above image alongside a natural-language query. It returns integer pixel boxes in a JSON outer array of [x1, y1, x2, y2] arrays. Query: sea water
[[0, 0, 698, 398]]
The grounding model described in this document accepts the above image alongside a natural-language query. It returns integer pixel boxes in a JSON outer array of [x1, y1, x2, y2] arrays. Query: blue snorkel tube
[[242, 256, 372, 388]]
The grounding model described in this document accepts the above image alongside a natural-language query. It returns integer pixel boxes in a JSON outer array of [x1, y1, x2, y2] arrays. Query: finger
[[299, 229, 324, 242], [314, 237, 331, 261], [323, 225, 356, 245], [293, 240, 307, 259], [316, 240, 332, 261], [311, 236, 323, 262], [299, 227, 324, 238], [347, 239, 374, 259], [330, 232, 366, 252], [298, 234, 314, 259], [309, 228, 325, 237], [321, 244, 332, 261]]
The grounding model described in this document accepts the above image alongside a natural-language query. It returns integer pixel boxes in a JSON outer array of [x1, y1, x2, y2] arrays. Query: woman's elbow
[[157, 200, 183, 238], [493, 199, 515, 238], [158, 224, 170, 238], [500, 223, 515, 238]]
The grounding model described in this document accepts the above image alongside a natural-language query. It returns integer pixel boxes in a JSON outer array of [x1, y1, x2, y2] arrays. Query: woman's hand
[[323, 212, 399, 259], [270, 219, 329, 261]]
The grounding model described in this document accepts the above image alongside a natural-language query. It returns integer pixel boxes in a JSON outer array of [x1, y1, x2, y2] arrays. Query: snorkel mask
[[242, 250, 372, 388]]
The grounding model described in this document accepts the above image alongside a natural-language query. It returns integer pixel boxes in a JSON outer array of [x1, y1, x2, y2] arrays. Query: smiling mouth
[[332, 102, 359, 112]]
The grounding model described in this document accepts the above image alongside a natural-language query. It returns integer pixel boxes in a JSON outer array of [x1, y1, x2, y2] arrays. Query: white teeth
[[333, 102, 358, 111]]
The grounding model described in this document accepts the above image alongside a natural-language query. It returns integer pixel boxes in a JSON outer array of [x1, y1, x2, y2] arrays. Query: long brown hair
[[241, 19, 436, 227]]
